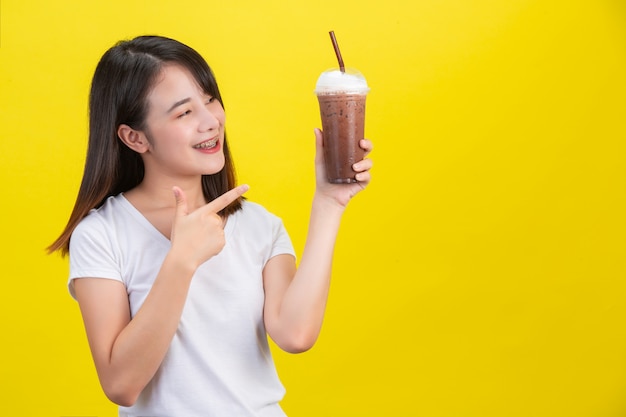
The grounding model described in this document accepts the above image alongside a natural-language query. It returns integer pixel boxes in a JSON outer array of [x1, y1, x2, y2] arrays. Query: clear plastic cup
[[315, 68, 370, 183]]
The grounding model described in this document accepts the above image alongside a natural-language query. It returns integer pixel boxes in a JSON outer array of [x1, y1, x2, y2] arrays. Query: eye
[[177, 109, 191, 118], [206, 96, 216, 104]]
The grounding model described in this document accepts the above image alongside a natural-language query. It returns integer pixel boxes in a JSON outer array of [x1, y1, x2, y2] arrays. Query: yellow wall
[[1, 0, 625, 415]]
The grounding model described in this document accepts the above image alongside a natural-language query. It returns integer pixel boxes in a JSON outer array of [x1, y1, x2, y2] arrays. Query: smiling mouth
[[193, 137, 219, 149]]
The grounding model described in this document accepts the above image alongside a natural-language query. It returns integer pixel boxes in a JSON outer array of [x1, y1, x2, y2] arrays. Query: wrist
[[312, 192, 346, 215], [164, 248, 199, 278]]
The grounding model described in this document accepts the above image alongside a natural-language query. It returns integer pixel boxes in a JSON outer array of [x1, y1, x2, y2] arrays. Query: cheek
[[213, 104, 226, 125], [151, 127, 188, 150]]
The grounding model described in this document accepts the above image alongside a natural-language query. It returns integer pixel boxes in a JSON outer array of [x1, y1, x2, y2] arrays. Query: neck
[[129, 175, 206, 212]]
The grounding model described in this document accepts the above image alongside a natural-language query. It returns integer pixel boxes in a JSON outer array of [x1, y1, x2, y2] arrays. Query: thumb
[[314, 127, 323, 149], [173, 186, 189, 217], [314, 128, 327, 177]]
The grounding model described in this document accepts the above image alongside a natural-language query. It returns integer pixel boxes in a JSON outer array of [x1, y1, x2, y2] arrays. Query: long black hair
[[48, 35, 242, 256]]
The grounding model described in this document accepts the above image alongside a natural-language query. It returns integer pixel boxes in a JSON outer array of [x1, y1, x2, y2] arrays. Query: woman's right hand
[[170, 184, 249, 269]]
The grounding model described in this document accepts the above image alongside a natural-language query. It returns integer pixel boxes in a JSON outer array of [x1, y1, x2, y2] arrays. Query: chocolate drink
[[315, 68, 370, 184], [317, 93, 367, 183]]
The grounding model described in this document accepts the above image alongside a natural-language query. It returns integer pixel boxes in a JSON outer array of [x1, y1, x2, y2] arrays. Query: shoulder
[[226, 200, 294, 259], [71, 195, 129, 246], [240, 200, 279, 218], [68, 196, 128, 291], [229, 200, 288, 237], [235, 200, 284, 227]]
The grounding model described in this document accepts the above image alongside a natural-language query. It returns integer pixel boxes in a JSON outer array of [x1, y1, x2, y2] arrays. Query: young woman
[[49, 35, 372, 416]]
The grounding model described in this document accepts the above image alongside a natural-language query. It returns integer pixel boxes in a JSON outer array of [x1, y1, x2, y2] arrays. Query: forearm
[[100, 253, 196, 405], [274, 194, 345, 350]]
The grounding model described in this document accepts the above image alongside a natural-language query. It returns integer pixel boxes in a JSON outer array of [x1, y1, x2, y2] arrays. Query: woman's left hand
[[313, 128, 373, 208]]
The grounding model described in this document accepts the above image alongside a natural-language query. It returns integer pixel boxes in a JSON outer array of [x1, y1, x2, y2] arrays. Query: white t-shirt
[[69, 195, 295, 417]]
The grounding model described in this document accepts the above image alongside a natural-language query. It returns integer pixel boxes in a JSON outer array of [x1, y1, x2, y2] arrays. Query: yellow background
[[1, 0, 626, 416]]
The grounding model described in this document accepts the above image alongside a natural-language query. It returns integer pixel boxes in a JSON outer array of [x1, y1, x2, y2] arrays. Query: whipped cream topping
[[315, 68, 369, 94]]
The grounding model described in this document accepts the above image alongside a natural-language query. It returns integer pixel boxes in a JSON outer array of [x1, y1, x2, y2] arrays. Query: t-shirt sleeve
[[269, 216, 296, 260], [68, 213, 123, 299]]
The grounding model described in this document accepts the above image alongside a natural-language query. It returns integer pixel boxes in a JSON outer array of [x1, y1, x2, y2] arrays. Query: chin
[[203, 159, 226, 175]]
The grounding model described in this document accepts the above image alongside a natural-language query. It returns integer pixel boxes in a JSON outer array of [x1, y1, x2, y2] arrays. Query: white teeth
[[194, 138, 218, 149]]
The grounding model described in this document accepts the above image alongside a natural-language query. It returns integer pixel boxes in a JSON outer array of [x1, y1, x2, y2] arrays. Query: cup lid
[[315, 67, 370, 94]]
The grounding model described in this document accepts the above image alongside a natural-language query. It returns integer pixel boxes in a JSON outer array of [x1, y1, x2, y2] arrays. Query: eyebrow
[[166, 97, 191, 114]]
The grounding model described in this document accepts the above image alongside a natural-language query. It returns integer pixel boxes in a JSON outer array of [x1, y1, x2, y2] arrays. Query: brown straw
[[329, 31, 345, 73]]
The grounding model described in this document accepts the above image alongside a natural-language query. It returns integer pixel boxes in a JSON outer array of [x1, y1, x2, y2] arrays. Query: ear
[[117, 124, 149, 153]]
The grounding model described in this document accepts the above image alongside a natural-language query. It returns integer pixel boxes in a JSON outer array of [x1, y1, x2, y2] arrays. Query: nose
[[198, 104, 221, 132]]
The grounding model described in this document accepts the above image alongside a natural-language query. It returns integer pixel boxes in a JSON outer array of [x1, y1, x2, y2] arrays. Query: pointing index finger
[[204, 184, 250, 213]]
